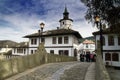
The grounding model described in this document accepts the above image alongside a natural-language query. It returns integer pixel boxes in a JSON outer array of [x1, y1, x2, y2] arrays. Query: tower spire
[[64, 5, 68, 13], [63, 5, 69, 19], [59, 6, 73, 29]]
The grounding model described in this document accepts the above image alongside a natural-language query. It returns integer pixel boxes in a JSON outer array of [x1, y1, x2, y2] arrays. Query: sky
[[0, 0, 98, 42]]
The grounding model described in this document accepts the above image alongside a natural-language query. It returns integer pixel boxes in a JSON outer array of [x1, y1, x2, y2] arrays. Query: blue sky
[[0, 0, 97, 42]]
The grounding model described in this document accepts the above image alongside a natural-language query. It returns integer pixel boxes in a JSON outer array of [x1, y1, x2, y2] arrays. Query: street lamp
[[39, 22, 45, 44], [94, 15, 103, 58]]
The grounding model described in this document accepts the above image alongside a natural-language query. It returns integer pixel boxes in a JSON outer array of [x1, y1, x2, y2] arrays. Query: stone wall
[[0, 43, 76, 80], [95, 41, 111, 80]]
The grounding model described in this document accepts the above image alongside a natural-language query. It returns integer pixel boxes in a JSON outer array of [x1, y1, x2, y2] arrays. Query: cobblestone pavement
[[107, 67, 120, 80], [60, 62, 91, 80], [84, 63, 95, 80], [6, 62, 92, 80]]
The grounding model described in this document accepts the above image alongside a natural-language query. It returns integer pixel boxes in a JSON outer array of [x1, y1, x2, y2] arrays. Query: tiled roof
[[15, 42, 29, 48], [24, 29, 82, 38], [83, 39, 95, 44]]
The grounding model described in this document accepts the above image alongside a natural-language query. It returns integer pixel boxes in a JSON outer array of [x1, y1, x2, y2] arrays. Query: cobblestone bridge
[[6, 62, 95, 80]]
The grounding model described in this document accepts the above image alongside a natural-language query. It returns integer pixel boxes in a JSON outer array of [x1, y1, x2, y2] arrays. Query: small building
[[12, 7, 82, 57], [0, 40, 18, 60], [82, 39, 95, 54], [93, 28, 120, 67], [0, 45, 11, 54], [77, 39, 95, 60], [12, 42, 29, 56], [0, 40, 17, 54]]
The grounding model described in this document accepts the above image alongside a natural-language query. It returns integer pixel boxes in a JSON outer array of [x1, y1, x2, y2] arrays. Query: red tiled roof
[[83, 39, 94, 44]]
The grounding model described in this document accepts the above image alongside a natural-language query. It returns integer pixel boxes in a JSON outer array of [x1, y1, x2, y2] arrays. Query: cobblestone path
[[6, 62, 92, 80], [107, 67, 120, 80], [60, 62, 91, 80]]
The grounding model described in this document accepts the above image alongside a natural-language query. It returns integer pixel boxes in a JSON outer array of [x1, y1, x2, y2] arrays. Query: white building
[[82, 39, 95, 54], [12, 7, 82, 57], [12, 42, 29, 56], [0, 46, 11, 54], [93, 28, 120, 67], [76, 39, 95, 60], [0, 40, 17, 54]]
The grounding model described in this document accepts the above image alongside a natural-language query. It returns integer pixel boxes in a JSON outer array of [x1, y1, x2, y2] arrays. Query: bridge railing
[[95, 41, 111, 80], [0, 43, 76, 80]]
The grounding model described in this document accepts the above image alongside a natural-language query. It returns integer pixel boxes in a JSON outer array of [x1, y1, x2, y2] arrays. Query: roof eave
[[59, 19, 73, 22]]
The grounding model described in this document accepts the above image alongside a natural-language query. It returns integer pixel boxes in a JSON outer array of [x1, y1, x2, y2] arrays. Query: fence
[[95, 41, 111, 80], [0, 43, 76, 80]]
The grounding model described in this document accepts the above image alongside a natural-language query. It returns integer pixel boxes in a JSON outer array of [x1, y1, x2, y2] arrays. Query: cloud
[[0, 0, 97, 42], [73, 20, 98, 38]]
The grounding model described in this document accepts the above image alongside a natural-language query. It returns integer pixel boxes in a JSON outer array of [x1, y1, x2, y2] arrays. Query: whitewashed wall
[[95, 34, 120, 67], [12, 48, 28, 56], [46, 48, 73, 56], [0, 48, 12, 53], [60, 20, 73, 29], [96, 34, 120, 50], [13, 34, 79, 57], [103, 52, 120, 67]]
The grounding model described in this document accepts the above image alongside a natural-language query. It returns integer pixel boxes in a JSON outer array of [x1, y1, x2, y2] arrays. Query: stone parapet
[[0, 43, 76, 80]]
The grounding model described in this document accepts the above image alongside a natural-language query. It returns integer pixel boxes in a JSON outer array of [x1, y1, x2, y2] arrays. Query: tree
[[81, 0, 120, 32]]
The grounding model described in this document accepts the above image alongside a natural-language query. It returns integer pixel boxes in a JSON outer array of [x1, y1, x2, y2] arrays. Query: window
[[50, 50, 54, 54], [112, 53, 119, 61], [118, 36, 120, 45], [41, 38, 45, 43], [17, 48, 23, 53], [31, 38, 37, 45], [108, 36, 114, 46], [59, 50, 63, 55], [105, 53, 111, 61], [86, 44, 88, 48], [86, 51, 90, 54], [63, 22, 64, 25], [64, 36, 69, 44], [102, 36, 105, 46], [74, 49, 77, 57], [64, 50, 69, 56], [14, 48, 16, 53], [59, 50, 69, 56], [58, 37, 62, 44], [52, 37, 56, 44], [24, 49, 26, 54], [31, 50, 34, 54]]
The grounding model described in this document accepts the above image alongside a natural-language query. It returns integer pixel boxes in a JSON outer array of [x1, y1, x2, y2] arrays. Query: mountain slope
[[0, 40, 18, 48]]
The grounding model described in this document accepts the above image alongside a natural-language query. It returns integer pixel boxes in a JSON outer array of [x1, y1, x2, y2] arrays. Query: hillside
[[0, 40, 18, 48], [79, 36, 95, 43]]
